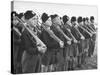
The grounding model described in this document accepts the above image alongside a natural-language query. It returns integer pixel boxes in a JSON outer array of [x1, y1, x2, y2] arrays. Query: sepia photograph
[[11, 1, 98, 74]]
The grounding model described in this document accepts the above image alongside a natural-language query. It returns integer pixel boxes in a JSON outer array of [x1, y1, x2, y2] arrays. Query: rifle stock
[[15, 16, 47, 52]]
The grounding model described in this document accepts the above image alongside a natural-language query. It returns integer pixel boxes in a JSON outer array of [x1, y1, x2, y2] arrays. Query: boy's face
[[85, 20, 89, 25], [45, 17, 52, 27], [53, 16, 62, 26], [78, 22, 83, 25], [91, 19, 94, 23], [28, 15, 38, 27], [72, 21, 76, 25], [13, 15, 19, 26]]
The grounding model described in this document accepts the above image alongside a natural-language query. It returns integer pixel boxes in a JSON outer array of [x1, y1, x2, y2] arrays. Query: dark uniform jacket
[[21, 28, 41, 73], [21, 29, 38, 55], [12, 25, 22, 74], [61, 24, 73, 45], [51, 24, 65, 43], [77, 25, 90, 39], [70, 25, 81, 41], [40, 28, 60, 50], [40, 28, 63, 66]]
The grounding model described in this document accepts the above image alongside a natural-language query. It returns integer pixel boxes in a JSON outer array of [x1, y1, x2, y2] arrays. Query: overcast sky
[[13, 1, 98, 23]]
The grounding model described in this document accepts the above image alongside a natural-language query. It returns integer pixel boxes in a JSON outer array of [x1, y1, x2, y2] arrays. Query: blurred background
[[13, 1, 98, 23]]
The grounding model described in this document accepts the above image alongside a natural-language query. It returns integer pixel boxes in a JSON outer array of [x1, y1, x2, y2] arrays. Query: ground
[[74, 43, 97, 70]]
